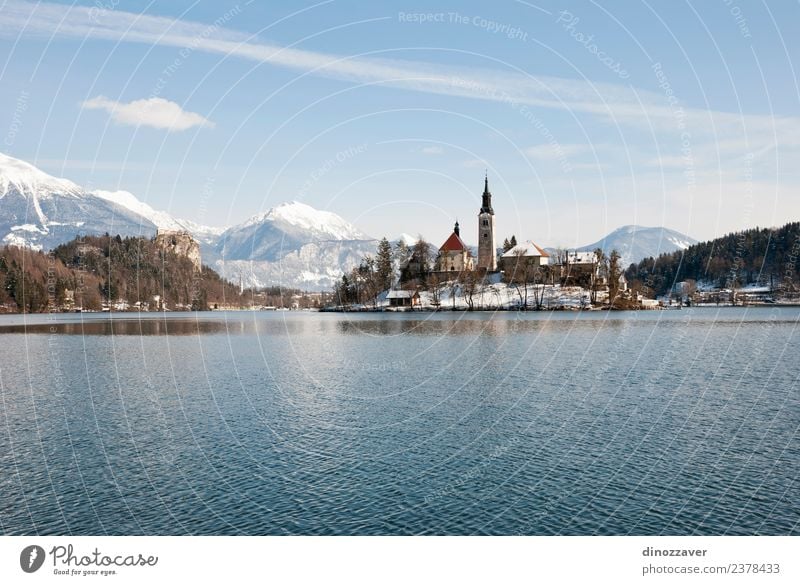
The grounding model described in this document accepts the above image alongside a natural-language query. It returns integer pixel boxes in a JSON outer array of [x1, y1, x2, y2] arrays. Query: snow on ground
[[10, 223, 46, 233], [0, 152, 83, 198], [3, 232, 43, 250], [692, 281, 775, 294], [738, 283, 772, 293], [381, 281, 594, 310]]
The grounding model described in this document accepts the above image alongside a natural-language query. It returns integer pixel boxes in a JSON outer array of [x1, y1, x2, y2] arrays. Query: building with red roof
[[436, 221, 474, 272]]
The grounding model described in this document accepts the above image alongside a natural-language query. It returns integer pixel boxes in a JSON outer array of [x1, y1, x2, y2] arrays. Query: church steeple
[[454, 220, 460, 237], [477, 173, 497, 271], [481, 172, 494, 214]]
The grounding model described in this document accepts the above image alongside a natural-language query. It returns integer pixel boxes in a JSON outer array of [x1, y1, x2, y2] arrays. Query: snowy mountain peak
[[0, 152, 228, 251], [397, 233, 419, 246], [613, 225, 642, 234], [0, 153, 377, 289], [92, 189, 224, 243], [0, 152, 82, 198], [239, 200, 370, 241], [578, 224, 697, 266], [92, 189, 178, 229]]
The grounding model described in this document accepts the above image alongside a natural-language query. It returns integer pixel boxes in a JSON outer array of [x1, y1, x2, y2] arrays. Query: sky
[[1, 0, 799, 247]]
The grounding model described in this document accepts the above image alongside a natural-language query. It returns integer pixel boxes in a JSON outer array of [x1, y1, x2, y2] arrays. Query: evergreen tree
[[376, 237, 393, 291], [411, 238, 432, 280], [608, 249, 622, 303], [625, 222, 800, 297], [395, 240, 410, 266], [502, 236, 518, 253], [0, 234, 246, 313]]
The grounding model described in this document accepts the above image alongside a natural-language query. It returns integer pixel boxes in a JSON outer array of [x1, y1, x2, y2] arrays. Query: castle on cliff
[[154, 229, 202, 272]]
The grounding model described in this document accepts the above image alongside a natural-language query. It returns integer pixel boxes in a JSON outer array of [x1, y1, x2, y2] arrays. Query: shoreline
[[320, 301, 800, 313], [2, 302, 800, 317]]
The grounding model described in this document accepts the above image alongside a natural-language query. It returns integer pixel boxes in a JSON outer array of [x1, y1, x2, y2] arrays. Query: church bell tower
[[477, 173, 497, 271]]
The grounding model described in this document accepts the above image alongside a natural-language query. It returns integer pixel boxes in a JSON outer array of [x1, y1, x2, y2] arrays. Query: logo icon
[[20, 545, 45, 573]]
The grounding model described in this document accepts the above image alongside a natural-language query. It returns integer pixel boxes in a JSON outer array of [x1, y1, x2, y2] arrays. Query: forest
[[625, 222, 800, 298], [0, 234, 245, 312]]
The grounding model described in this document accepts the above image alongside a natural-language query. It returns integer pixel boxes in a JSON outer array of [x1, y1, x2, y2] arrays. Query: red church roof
[[439, 231, 470, 252]]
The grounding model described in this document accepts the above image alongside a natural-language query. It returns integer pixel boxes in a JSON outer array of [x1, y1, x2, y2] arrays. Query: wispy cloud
[[1, 0, 666, 124], [420, 146, 444, 155], [81, 96, 214, 131], [3, 0, 799, 161]]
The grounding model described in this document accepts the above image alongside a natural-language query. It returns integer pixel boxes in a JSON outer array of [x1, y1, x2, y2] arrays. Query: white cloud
[[81, 96, 214, 131]]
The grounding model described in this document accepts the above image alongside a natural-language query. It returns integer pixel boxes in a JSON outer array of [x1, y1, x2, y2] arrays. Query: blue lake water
[[0, 308, 798, 535]]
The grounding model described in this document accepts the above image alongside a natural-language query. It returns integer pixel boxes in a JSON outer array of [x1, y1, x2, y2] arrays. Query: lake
[[0, 308, 798, 535]]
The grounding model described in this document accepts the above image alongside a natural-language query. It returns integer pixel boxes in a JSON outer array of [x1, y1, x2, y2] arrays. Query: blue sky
[[1, 0, 798, 246]]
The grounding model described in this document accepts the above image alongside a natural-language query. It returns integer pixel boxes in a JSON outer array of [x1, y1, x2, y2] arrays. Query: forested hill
[[625, 222, 800, 297], [1, 234, 244, 312]]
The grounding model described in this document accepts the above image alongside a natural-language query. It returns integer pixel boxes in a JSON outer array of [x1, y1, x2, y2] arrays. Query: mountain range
[[577, 225, 697, 267], [0, 152, 696, 290]]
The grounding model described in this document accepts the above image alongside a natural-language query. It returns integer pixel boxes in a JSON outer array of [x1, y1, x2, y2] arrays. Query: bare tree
[[503, 248, 531, 309], [683, 278, 698, 306], [428, 272, 442, 307], [590, 248, 605, 305], [460, 271, 479, 311], [355, 255, 382, 308], [530, 268, 545, 310]]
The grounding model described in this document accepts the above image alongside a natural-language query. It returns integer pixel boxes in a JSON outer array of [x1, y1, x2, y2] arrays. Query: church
[[436, 221, 474, 272], [477, 173, 497, 271], [435, 174, 497, 273]]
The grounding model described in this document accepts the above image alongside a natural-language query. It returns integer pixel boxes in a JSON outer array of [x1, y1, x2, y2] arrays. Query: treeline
[[333, 237, 396, 306], [0, 244, 86, 312], [625, 222, 800, 297], [333, 236, 443, 305], [0, 234, 245, 313]]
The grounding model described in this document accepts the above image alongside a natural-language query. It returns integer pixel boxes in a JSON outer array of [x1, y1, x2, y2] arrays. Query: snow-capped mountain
[[0, 152, 83, 199], [0, 153, 378, 290], [0, 153, 160, 250], [0, 153, 228, 250], [577, 225, 697, 266], [213, 201, 376, 290], [215, 201, 370, 261], [0, 152, 699, 291], [397, 233, 419, 246], [217, 240, 378, 291], [91, 189, 224, 245]]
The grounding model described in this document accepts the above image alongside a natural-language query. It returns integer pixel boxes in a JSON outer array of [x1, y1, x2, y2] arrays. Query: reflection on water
[[1, 308, 797, 338], [0, 308, 798, 535], [0, 319, 230, 336]]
